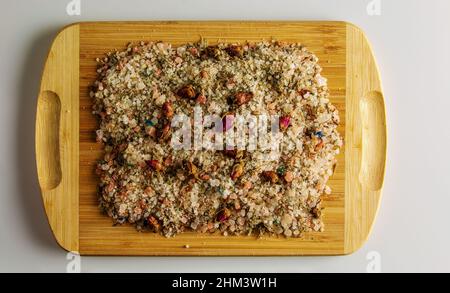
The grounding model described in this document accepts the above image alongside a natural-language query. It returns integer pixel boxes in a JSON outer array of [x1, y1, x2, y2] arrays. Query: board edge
[[35, 23, 80, 253], [344, 22, 387, 255]]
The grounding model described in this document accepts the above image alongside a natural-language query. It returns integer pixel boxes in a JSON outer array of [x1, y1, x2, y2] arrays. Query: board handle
[[359, 90, 387, 191], [36, 91, 62, 191], [35, 24, 79, 252]]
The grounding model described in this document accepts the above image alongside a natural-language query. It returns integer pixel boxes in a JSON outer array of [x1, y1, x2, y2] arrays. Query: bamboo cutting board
[[35, 21, 386, 255]]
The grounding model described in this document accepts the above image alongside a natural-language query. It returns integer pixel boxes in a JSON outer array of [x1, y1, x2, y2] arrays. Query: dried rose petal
[[146, 126, 157, 137], [159, 123, 171, 141], [231, 162, 244, 181], [262, 171, 279, 184], [226, 45, 244, 57], [204, 46, 220, 59], [315, 139, 324, 152], [187, 161, 199, 178], [196, 94, 207, 105], [144, 186, 154, 196], [163, 156, 173, 167], [147, 160, 163, 171], [243, 181, 252, 190], [298, 89, 310, 97], [280, 116, 291, 130], [200, 70, 209, 79], [234, 92, 253, 106], [147, 215, 161, 231], [217, 208, 231, 222], [284, 171, 294, 183], [200, 173, 210, 180], [188, 47, 198, 56], [162, 101, 174, 118], [177, 84, 196, 99], [311, 207, 321, 219]]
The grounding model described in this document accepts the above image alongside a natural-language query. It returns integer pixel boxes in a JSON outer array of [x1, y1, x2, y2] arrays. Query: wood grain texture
[[79, 21, 345, 255], [36, 21, 386, 255], [36, 24, 79, 252]]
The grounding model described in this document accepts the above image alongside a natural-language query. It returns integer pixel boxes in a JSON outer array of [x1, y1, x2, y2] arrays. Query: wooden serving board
[[35, 21, 386, 255]]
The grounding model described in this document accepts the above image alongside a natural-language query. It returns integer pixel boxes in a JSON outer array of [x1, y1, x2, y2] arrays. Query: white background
[[1, 0, 449, 273]]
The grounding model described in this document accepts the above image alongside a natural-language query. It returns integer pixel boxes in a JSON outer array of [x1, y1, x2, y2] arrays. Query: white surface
[[1, 0, 449, 273]]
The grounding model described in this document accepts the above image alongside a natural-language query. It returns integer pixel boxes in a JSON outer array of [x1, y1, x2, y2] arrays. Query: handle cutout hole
[[359, 91, 387, 191], [36, 90, 62, 190]]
